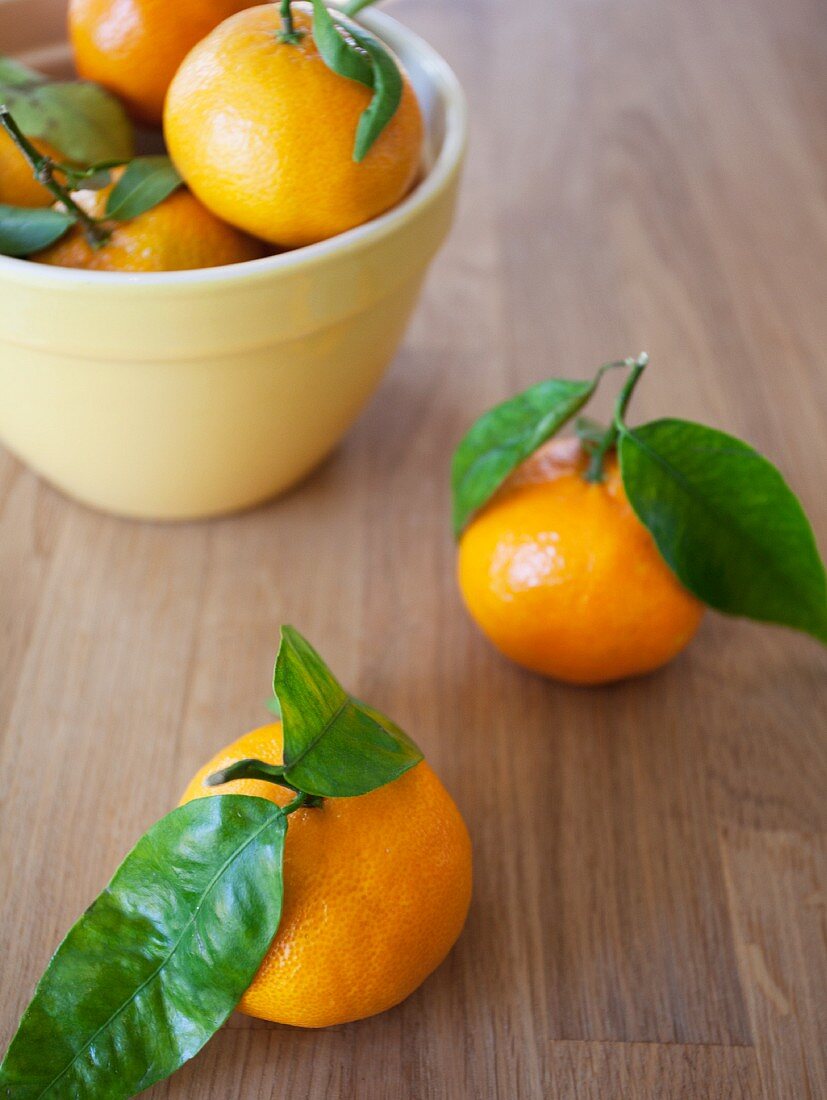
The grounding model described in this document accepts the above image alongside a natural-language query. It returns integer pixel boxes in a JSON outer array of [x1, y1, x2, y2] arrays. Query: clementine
[[164, 3, 424, 248], [458, 436, 705, 684], [180, 722, 472, 1027], [69, 0, 258, 126], [32, 171, 267, 271]]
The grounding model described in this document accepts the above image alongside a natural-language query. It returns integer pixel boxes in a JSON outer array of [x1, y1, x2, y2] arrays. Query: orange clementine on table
[[180, 721, 472, 1028], [68, 0, 258, 126], [458, 437, 704, 685], [164, 3, 424, 248], [32, 170, 267, 271]]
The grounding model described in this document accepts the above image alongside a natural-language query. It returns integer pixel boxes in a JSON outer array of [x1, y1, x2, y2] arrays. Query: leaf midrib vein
[[624, 427, 807, 594], [36, 807, 283, 1100], [285, 695, 351, 771], [107, 169, 177, 220]]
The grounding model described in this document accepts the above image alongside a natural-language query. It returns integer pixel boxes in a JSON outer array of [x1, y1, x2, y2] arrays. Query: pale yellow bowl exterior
[[0, 6, 466, 519]]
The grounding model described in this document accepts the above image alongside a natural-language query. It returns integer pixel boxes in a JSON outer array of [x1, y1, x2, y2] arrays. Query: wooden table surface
[[2, 0, 826, 1096]]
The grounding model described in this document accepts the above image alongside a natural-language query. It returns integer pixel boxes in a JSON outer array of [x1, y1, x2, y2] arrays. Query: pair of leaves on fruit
[[451, 356, 827, 643], [0, 627, 422, 1098], [211, 626, 422, 798], [0, 118, 183, 258], [310, 0, 403, 161]]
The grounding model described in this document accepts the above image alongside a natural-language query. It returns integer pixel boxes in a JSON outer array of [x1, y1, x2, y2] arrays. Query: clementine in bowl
[[164, 3, 424, 248], [33, 170, 267, 272], [69, 0, 258, 125]]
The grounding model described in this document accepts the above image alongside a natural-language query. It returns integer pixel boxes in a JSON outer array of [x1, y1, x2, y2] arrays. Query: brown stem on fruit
[[0, 105, 110, 250]]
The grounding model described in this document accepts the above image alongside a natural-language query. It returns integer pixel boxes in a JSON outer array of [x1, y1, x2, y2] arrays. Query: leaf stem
[[613, 352, 649, 429], [206, 757, 324, 810], [584, 428, 617, 483], [0, 105, 110, 250], [585, 353, 649, 482], [282, 791, 323, 815], [206, 758, 292, 789], [278, 0, 305, 43]]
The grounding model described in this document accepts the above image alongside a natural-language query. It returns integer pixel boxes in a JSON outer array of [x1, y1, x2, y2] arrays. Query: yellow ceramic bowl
[[0, 0, 466, 519]]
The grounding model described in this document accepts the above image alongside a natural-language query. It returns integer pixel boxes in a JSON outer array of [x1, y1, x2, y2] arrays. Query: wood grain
[[720, 829, 827, 1100], [1, 0, 826, 1095]]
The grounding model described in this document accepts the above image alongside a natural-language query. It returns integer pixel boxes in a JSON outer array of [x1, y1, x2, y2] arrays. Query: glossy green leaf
[[0, 58, 134, 163], [105, 156, 183, 221], [274, 625, 422, 797], [0, 203, 74, 256], [619, 418, 827, 641], [350, 26, 403, 162], [0, 796, 286, 1099], [452, 376, 602, 537], [311, 0, 373, 87], [310, 2, 403, 160]]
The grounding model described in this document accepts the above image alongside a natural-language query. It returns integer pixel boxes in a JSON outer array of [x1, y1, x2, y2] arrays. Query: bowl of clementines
[[0, 0, 466, 519]]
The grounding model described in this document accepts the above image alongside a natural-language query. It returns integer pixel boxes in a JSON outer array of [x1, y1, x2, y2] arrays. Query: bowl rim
[[0, 5, 467, 290]]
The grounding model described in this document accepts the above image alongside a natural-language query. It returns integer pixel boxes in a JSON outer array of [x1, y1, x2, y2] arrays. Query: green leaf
[[350, 26, 404, 162], [619, 419, 827, 641], [310, 2, 404, 160], [0, 61, 134, 163], [311, 0, 373, 87], [105, 156, 183, 221], [451, 376, 601, 537], [0, 796, 286, 1099], [0, 204, 74, 256], [274, 625, 423, 797]]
